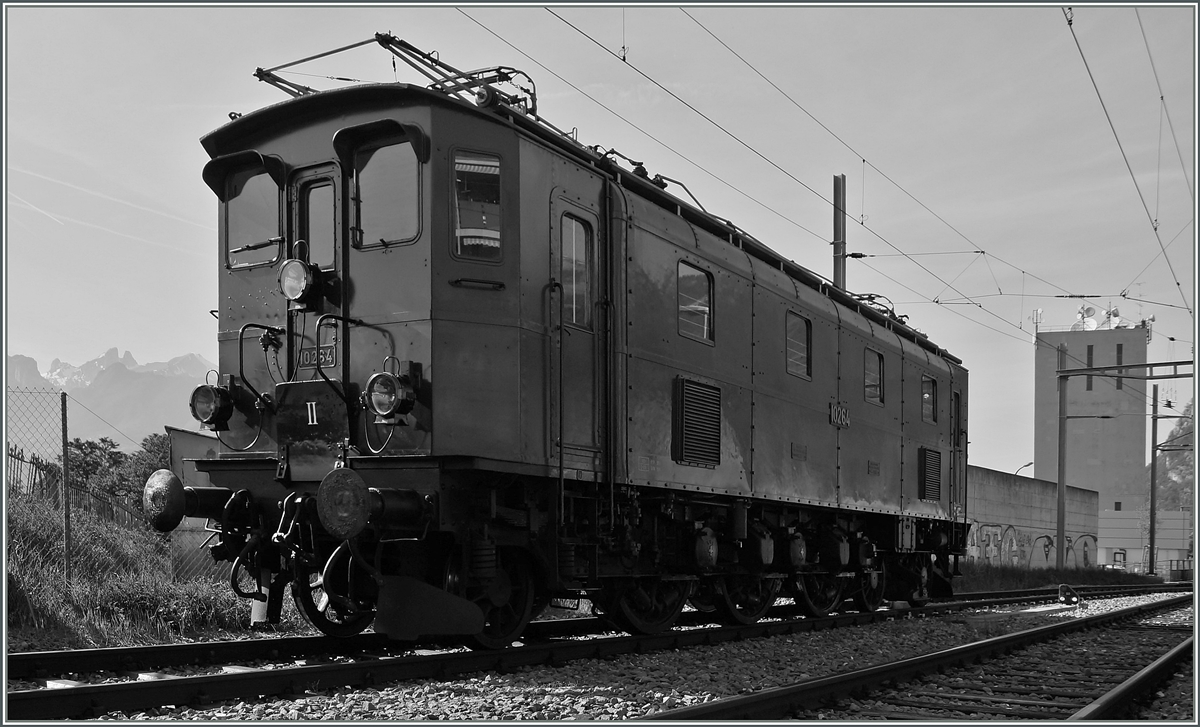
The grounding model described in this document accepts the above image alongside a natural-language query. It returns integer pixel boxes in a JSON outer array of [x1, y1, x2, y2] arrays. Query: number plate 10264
[[298, 345, 337, 369]]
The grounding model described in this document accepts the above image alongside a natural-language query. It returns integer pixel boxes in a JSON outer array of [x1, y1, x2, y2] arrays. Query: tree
[[61, 437, 128, 499], [1140, 399, 1194, 558], [1151, 399, 1194, 511], [116, 433, 172, 502], [57, 434, 171, 505]]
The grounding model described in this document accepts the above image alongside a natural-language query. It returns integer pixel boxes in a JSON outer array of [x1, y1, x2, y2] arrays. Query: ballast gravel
[[106, 593, 1192, 721]]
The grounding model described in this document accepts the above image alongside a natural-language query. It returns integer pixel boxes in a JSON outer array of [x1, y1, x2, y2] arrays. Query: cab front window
[[354, 140, 420, 248], [226, 168, 281, 267]]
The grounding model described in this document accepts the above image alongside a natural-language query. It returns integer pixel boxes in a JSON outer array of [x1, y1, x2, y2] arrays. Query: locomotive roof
[[202, 82, 962, 366]]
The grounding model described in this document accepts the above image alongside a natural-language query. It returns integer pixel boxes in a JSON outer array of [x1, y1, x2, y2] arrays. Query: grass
[[954, 559, 1165, 592], [6, 492, 310, 652], [5, 492, 1175, 651]]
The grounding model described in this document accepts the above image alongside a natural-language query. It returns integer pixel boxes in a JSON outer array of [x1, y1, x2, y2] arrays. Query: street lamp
[[1014, 461, 1034, 476]]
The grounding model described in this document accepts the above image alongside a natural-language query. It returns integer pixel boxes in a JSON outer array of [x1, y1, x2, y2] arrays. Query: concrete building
[[1031, 306, 1156, 569], [1097, 509, 1193, 574]]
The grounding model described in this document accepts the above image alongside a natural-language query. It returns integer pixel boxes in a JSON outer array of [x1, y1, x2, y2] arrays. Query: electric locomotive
[[144, 35, 970, 648]]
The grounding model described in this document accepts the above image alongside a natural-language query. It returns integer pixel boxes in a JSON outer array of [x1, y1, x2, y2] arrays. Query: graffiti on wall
[[965, 521, 1097, 569]]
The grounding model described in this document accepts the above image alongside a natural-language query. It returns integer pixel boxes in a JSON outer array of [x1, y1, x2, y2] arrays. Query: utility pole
[[61, 392, 71, 582], [1148, 384, 1158, 575], [1056, 344, 1067, 569], [833, 174, 846, 289]]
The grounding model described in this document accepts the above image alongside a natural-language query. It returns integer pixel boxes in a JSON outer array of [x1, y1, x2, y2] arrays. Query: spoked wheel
[[291, 552, 376, 637], [463, 548, 536, 650], [791, 572, 845, 617], [601, 578, 692, 635], [851, 561, 887, 613], [687, 578, 719, 613], [715, 574, 781, 625]]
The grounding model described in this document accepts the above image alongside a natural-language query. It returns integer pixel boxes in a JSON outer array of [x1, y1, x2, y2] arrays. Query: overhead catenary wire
[[679, 7, 1190, 330], [546, 8, 1010, 332], [1062, 7, 1192, 319], [1121, 217, 1194, 296], [461, 9, 1191, 344], [1134, 7, 1194, 203], [455, 8, 825, 243], [399, 14, 1177, 410]]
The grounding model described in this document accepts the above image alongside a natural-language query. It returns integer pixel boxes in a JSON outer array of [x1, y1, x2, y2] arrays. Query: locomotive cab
[[145, 85, 561, 644]]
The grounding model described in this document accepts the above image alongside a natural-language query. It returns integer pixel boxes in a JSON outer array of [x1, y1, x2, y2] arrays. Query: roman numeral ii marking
[[306, 401, 318, 426]]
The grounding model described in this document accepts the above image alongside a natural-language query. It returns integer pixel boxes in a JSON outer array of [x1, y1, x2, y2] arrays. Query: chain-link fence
[[5, 388, 227, 585]]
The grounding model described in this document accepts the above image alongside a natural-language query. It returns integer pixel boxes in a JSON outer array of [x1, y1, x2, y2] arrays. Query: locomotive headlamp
[[279, 258, 320, 310], [189, 384, 234, 430], [363, 371, 415, 423]]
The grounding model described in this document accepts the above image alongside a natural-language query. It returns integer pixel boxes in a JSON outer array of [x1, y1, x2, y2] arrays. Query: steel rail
[[1070, 636, 1195, 720], [637, 594, 1193, 720], [6, 586, 1190, 719], [6, 583, 1187, 680]]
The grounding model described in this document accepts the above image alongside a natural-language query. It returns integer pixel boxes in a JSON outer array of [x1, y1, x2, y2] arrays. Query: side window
[[922, 375, 937, 423], [678, 261, 714, 342], [785, 311, 812, 379], [561, 214, 592, 329], [354, 141, 419, 248], [864, 349, 884, 405], [453, 151, 502, 261], [226, 168, 281, 267], [301, 180, 336, 270]]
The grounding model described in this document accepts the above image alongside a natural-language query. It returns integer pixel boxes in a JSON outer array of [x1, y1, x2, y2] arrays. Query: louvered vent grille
[[919, 447, 942, 501], [673, 378, 721, 468]]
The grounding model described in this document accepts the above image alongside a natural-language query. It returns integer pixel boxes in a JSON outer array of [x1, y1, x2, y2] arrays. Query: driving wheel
[[463, 548, 536, 650], [791, 572, 845, 617], [715, 574, 780, 625], [602, 578, 691, 635], [291, 553, 376, 637], [851, 561, 887, 612]]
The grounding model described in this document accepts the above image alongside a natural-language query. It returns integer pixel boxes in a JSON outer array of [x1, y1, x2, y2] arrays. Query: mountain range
[[6, 348, 216, 452]]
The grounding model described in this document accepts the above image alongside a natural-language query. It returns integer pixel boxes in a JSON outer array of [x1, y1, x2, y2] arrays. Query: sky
[[4, 3, 1196, 473]]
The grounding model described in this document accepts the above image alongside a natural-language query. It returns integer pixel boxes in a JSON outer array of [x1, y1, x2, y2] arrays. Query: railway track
[[641, 594, 1193, 720], [5, 583, 1189, 720]]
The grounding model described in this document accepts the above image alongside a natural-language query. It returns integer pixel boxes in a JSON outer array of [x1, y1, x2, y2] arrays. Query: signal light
[[189, 384, 234, 430]]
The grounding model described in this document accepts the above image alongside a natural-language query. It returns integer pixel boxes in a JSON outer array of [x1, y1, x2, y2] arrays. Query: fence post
[[61, 391, 72, 583]]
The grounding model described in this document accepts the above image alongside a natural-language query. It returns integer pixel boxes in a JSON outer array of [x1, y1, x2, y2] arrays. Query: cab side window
[[453, 151, 502, 261], [864, 349, 884, 405], [785, 311, 812, 379], [561, 214, 592, 329], [922, 375, 937, 423], [678, 261, 714, 342]]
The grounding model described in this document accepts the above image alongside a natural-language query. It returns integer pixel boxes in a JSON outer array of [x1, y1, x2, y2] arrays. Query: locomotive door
[[549, 195, 602, 470], [949, 389, 965, 521], [289, 165, 344, 382], [276, 164, 350, 482]]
